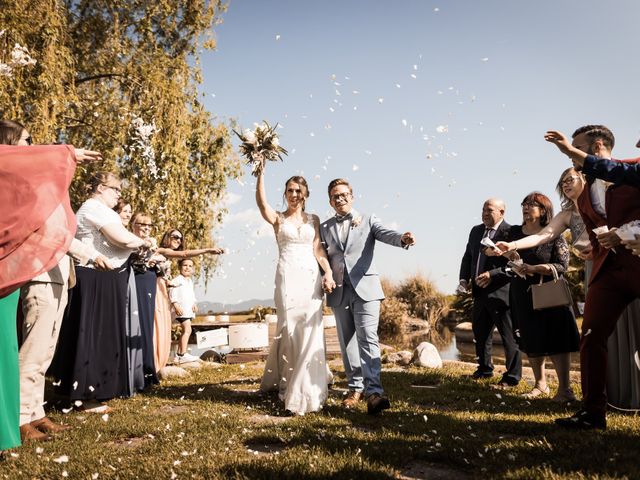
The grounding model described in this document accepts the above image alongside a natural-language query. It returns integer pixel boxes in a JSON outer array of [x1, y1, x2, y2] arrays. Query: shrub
[[251, 305, 276, 320], [379, 295, 409, 336], [449, 291, 473, 322], [394, 274, 450, 327]]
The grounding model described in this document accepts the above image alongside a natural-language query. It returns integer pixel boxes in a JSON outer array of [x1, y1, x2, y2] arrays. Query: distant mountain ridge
[[197, 298, 275, 314]]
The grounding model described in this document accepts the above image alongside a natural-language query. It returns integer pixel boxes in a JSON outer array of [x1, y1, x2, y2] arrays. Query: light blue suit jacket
[[320, 213, 405, 306]]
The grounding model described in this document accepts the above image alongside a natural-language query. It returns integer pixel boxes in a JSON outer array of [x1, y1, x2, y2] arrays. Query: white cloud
[[223, 208, 274, 240], [225, 208, 263, 224], [222, 191, 242, 206]]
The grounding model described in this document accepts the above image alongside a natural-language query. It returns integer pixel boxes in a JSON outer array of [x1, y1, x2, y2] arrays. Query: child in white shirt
[[169, 259, 199, 363]]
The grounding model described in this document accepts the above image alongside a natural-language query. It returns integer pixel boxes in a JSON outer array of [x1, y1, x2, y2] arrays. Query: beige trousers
[[19, 282, 68, 426]]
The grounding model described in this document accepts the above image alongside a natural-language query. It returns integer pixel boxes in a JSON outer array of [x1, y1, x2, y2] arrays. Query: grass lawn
[[1, 361, 638, 479]]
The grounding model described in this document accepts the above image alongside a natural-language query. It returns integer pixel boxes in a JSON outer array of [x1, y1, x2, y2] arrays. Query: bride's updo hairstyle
[[283, 175, 310, 211]]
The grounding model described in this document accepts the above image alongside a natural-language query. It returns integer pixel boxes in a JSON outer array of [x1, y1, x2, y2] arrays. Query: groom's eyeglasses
[[331, 192, 352, 202]]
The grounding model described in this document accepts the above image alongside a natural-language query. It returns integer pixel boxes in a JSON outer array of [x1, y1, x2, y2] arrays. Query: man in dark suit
[[458, 198, 522, 387]]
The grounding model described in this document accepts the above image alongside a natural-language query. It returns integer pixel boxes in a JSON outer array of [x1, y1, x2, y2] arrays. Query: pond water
[[382, 322, 581, 369], [184, 320, 579, 369]]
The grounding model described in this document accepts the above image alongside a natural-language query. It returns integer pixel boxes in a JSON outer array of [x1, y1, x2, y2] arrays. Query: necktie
[[475, 228, 493, 276]]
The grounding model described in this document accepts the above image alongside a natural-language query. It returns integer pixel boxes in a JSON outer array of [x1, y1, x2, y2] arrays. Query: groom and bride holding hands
[[255, 160, 415, 416]]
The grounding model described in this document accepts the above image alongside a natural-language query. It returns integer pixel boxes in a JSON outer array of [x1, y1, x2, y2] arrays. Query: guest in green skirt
[[0, 290, 20, 452]]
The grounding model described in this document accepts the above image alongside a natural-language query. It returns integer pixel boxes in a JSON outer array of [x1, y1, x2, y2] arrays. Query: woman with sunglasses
[[153, 229, 224, 371]]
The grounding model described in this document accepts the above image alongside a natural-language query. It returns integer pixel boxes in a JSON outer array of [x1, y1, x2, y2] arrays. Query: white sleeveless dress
[[260, 213, 330, 414]]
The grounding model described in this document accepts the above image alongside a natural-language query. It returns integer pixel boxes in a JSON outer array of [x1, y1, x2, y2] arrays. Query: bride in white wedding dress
[[256, 165, 336, 414]]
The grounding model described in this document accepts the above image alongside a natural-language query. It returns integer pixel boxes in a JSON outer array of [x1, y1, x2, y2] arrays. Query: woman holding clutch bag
[[498, 168, 640, 411], [504, 192, 579, 401]]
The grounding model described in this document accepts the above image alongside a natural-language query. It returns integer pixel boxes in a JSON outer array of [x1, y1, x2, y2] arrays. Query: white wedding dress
[[260, 212, 330, 414]]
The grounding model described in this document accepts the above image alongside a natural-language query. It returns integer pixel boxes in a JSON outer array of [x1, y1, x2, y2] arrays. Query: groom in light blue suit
[[320, 178, 415, 414]]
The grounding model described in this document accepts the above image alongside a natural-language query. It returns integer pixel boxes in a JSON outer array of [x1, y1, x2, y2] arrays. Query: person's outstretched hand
[[544, 130, 572, 155], [74, 148, 102, 164], [401, 232, 416, 247]]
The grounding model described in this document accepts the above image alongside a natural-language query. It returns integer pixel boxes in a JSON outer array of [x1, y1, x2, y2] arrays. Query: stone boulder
[[382, 350, 413, 366], [412, 342, 443, 369], [158, 365, 190, 379], [200, 349, 223, 363]]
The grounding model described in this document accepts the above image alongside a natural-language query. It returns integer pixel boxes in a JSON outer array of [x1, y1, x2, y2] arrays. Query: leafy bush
[[394, 274, 450, 327], [379, 296, 410, 336], [449, 291, 473, 322], [251, 305, 276, 320]]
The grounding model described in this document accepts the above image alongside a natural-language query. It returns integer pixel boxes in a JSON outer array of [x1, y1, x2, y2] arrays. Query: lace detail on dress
[[549, 236, 570, 275], [568, 211, 591, 253]]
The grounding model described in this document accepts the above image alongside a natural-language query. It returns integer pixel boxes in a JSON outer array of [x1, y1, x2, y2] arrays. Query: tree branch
[[73, 73, 127, 85]]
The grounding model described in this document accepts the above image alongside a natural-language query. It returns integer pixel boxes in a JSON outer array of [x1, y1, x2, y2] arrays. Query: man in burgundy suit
[[546, 125, 640, 429]]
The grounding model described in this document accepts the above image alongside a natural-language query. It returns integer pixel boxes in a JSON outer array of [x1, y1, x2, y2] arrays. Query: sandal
[[521, 385, 550, 399]]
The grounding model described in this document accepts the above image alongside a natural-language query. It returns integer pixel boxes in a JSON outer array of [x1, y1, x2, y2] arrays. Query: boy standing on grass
[[170, 259, 199, 364]]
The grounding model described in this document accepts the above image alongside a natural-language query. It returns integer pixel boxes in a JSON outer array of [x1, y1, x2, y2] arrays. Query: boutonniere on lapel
[[351, 216, 363, 229]]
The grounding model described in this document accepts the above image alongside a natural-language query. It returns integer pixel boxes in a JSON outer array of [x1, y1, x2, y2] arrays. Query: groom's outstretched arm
[[370, 214, 415, 249]]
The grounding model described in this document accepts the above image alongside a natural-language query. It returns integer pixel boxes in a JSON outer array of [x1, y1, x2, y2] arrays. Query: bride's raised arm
[[255, 161, 279, 226]]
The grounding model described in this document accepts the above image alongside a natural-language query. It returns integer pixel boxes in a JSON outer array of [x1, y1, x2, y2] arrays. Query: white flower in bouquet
[[234, 121, 288, 177], [243, 129, 257, 145]]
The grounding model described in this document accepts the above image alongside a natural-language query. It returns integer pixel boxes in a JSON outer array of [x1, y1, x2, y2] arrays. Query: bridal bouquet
[[233, 121, 288, 177]]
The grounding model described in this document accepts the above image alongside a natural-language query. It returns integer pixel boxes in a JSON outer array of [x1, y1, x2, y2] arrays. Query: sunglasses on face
[[170, 234, 183, 240], [136, 223, 154, 228]]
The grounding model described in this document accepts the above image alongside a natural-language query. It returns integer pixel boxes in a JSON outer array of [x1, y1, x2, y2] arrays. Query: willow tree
[[0, 0, 239, 275]]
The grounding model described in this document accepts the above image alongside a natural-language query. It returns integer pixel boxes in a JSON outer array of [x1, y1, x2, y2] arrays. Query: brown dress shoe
[[366, 393, 391, 415], [342, 390, 363, 408], [19, 423, 51, 443], [31, 417, 71, 434]]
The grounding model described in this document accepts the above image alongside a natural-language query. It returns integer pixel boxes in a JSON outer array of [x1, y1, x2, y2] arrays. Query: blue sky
[[194, 0, 640, 306]]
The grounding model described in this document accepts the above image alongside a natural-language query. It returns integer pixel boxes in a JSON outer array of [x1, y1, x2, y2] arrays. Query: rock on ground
[[383, 351, 413, 366], [412, 342, 443, 368], [158, 365, 190, 379]]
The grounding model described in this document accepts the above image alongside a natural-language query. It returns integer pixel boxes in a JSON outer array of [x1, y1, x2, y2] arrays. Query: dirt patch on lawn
[[397, 460, 471, 480], [107, 436, 152, 449]]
